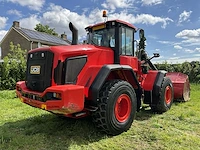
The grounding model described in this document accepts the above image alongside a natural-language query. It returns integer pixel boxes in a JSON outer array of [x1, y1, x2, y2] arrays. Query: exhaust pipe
[[69, 22, 78, 45]]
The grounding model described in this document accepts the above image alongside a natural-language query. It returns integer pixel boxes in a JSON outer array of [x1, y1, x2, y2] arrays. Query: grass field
[[0, 84, 200, 150]]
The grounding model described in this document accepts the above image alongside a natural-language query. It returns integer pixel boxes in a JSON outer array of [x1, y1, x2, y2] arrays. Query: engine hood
[[29, 44, 112, 61]]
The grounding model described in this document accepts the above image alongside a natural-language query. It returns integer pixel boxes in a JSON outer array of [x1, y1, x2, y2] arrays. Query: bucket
[[166, 72, 190, 101]]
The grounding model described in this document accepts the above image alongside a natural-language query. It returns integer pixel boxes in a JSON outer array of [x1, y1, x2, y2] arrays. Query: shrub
[[0, 42, 27, 90]]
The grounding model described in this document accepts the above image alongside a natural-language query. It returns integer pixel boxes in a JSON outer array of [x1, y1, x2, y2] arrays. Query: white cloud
[[136, 14, 172, 29], [41, 4, 93, 39], [19, 15, 40, 30], [158, 40, 173, 44], [13, 4, 102, 40], [13, 3, 173, 42], [6, 0, 45, 11], [101, 0, 133, 12], [184, 49, 195, 53], [195, 48, 200, 52], [108, 12, 173, 29], [0, 30, 7, 41], [193, 54, 200, 57], [169, 56, 180, 60], [7, 9, 22, 17], [141, 0, 163, 6], [148, 35, 158, 39], [0, 16, 8, 29], [178, 10, 192, 25], [41, 4, 173, 39], [174, 45, 182, 49], [175, 28, 200, 46], [184, 48, 200, 53], [176, 29, 200, 38], [155, 48, 160, 51]]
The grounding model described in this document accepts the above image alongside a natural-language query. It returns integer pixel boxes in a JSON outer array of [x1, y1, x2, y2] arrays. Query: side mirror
[[153, 53, 160, 58], [148, 53, 160, 61], [143, 53, 160, 71]]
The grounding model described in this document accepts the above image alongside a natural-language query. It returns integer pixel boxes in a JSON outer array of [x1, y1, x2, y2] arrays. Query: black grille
[[26, 50, 54, 92], [64, 56, 87, 84]]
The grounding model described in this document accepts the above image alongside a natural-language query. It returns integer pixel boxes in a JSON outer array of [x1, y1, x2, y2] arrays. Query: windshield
[[87, 28, 115, 47]]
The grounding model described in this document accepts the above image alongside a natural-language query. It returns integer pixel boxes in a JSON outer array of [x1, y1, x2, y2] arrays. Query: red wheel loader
[[16, 13, 190, 135]]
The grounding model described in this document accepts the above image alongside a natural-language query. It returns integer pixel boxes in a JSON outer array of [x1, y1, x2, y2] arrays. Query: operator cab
[[85, 20, 136, 63]]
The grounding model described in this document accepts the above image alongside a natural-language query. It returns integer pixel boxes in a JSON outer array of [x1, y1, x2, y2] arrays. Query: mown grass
[[0, 84, 200, 150]]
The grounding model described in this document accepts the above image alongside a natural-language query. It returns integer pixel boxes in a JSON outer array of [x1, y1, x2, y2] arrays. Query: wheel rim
[[114, 94, 131, 123], [165, 86, 172, 105]]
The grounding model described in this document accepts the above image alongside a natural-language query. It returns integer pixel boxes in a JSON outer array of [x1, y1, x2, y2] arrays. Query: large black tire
[[92, 80, 137, 135], [151, 77, 174, 113]]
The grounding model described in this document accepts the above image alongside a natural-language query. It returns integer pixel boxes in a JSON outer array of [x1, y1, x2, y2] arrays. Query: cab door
[[119, 27, 138, 72]]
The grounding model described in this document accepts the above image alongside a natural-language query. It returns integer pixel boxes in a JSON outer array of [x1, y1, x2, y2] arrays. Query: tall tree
[[34, 23, 58, 36]]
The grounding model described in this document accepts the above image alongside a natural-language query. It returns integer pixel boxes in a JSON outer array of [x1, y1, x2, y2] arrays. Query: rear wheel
[[92, 80, 137, 135], [152, 77, 174, 113]]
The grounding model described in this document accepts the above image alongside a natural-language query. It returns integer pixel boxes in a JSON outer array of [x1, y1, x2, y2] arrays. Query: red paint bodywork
[[16, 43, 158, 117], [16, 44, 116, 117], [17, 81, 84, 114], [16, 20, 190, 118], [16, 43, 190, 117]]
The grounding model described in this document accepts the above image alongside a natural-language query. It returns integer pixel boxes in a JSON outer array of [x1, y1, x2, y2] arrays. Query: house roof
[[14, 27, 71, 45]]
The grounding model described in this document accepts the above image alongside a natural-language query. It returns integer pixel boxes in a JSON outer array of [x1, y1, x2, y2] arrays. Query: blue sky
[[0, 0, 200, 63]]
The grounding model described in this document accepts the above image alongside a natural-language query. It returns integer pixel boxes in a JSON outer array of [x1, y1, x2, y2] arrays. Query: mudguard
[[89, 64, 141, 106], [152, 71, 166, 105]]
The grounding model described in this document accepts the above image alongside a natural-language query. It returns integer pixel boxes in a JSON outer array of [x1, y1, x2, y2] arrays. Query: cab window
[[121, 27, 133, 56], [88, 28, 115, 47]]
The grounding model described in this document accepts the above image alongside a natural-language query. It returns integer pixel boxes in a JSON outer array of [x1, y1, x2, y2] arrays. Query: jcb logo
[[30, 66, 40, 74]]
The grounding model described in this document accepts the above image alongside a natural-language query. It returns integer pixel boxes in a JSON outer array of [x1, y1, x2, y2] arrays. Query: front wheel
[[151, 77, 174, 113], [92, 80, 137, 135]]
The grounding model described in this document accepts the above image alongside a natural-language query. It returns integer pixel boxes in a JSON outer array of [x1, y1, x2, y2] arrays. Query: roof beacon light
[[102, 10, 107, 17]]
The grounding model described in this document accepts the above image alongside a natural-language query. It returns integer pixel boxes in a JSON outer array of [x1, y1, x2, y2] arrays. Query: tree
[[34, 23, 58, 36]]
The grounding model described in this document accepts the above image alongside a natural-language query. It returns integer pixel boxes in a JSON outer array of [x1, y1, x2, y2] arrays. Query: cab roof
[[85, 19, 136, 30]]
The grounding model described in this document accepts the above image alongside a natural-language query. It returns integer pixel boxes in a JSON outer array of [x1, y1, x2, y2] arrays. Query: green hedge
[[155, 61, 200, 83]]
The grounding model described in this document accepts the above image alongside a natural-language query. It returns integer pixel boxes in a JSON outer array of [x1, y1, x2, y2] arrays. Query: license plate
[[30, 66, 40, 74]]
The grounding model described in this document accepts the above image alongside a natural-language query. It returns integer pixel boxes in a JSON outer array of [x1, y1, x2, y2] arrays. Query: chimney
[[12, 21, 20, 28], [61, 33, 67, 40]]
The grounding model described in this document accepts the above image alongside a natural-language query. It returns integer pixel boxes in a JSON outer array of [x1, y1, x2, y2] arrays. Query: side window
[[121, 27, 133, 56], [122, 28, 126, 55], [108, 28, 115, 47]]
